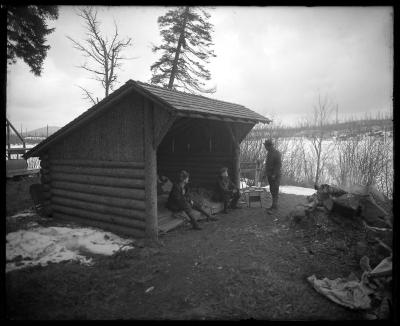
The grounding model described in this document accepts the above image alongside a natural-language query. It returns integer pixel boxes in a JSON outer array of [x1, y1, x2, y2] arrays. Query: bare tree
[[67, 7, 132, 104], [308, 94, 335, 186]]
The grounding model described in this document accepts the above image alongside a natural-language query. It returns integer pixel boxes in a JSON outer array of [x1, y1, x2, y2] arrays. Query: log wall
[[49, 158, 146, 237]]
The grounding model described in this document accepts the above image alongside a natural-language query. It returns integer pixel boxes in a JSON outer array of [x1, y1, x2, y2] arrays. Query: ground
[[6, 180, 374, 320], [6, 175, 40, 217]]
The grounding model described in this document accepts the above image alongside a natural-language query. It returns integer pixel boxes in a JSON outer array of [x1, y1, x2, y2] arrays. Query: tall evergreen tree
[[7, 5, 59, 76], [150, 6, 216, 94]]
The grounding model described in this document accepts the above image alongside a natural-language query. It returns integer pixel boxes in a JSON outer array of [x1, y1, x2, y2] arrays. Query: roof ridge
[[131, 80, 247, 108]]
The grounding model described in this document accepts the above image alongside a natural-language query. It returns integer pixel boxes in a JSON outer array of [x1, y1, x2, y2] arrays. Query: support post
[[233, 142, 240, 189], [7, 121, 11, 159], [144, 100, 158, 239]]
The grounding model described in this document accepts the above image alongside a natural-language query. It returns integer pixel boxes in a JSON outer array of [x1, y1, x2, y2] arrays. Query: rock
[[359, 195, 390, 228], [323, 197, 334, 211], [332, 194, 361, 218], [360, 256, 372, 272]]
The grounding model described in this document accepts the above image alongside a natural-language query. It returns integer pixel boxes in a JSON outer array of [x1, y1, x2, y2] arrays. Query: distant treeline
[[249, 117, 393, 140]]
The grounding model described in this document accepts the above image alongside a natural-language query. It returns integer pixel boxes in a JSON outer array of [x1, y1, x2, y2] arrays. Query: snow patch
[[262, 185, 316, 196], [6, 225, 134, 273]]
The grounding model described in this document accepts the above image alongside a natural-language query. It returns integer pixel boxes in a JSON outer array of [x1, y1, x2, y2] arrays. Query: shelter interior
[[157, 117, 253, 188]]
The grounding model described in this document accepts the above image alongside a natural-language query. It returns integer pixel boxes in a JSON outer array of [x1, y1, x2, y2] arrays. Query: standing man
[[263, 139, 282, 212]]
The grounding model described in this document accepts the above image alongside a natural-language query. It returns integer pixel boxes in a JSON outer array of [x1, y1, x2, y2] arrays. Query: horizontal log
[[50, 180, 145, 200], [51, 188, 146, 212], [52, 204, 146, 230], [53, 212, 146, 238], [51, 172, 145, 189], [158, 159, 233, 165], [158, 152, 231, 157], [50, 165, 144, 179], [52, 195, 145, 221], [49, 159, 144, 169]]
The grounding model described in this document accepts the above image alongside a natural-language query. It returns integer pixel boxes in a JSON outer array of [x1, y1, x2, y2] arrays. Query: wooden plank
[[158, 217, 184, 233]]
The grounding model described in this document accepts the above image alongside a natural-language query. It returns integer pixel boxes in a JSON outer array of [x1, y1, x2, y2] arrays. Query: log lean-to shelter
[[24, 80, 270, 239]]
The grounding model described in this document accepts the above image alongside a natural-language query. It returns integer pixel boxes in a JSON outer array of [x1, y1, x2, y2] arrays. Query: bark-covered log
[[52, 195, 145, 221], [51, 188, 146, 212], [144, 100, 158, 239], [52, 204, 146, 230], [50, 180, 145, 200], [50, 165, 144, 179], [49, 159, 144, 169], [53, 212, 146, 238], [51, 172, 145, 189]]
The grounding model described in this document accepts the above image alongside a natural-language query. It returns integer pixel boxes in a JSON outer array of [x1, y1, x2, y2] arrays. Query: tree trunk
[[168, 7, 190, 89]]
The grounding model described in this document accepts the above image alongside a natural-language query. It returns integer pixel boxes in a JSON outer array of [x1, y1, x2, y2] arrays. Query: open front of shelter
[[24, 80, 270, 239]]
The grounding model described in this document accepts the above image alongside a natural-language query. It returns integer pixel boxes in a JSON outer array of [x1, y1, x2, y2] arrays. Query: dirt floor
[[6, 188, 379, 320]]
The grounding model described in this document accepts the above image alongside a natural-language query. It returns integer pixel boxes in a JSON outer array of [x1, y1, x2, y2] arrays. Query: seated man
[[166, 170, 217, 230], [213, 167, 241, 214]]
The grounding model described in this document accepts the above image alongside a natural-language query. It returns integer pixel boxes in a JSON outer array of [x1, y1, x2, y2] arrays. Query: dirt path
[[6, 193, 366, 320]]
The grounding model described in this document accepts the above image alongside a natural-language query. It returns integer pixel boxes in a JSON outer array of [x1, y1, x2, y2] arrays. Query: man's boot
[[267, 196, 278, 212], [222, 201, 228, 214], [186, 210, 202, 230], [196, 205, 218, 221]]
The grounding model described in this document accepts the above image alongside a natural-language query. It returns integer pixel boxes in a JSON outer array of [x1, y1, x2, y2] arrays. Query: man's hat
[[179, 170, 190, 181], [264, 139, 273, 148], [220, 167, 228, 174]]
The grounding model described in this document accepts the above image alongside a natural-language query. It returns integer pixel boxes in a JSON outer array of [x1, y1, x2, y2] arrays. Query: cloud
[[6, 6, 393, 130]]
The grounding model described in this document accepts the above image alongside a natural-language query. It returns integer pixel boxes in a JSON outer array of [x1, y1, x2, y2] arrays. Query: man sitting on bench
[[213, 167, 241, 214], [166, 170, 217, 230]]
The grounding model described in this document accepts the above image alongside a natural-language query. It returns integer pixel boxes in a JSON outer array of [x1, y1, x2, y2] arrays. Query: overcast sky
[[6, 6, 393, 131]]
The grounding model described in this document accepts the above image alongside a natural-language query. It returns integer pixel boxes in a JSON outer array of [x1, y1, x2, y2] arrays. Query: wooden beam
[[175, 112, 258, 124], [144, 99, 158, 239]]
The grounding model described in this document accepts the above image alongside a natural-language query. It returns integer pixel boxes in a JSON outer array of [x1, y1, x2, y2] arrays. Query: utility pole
[[47, 124, 49, 138]]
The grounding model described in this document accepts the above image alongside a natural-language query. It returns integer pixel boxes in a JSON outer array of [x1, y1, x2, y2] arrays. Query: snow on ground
[[6, 221, 134, 273], [262, 185, 316, 196]]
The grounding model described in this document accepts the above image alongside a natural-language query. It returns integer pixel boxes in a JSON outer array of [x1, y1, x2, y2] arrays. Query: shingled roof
[[24, 80, 270, 158], [133, 81, 269, 123]]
